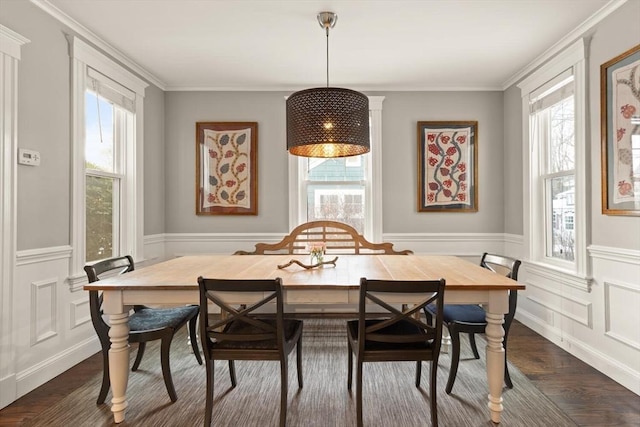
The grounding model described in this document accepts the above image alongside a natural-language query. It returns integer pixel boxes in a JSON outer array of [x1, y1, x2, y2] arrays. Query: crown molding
[[29, 0, 166, 90], [502, 0, 628, 89]]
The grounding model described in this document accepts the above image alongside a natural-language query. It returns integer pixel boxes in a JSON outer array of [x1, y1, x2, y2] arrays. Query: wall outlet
[[18, 148, 40, 166]]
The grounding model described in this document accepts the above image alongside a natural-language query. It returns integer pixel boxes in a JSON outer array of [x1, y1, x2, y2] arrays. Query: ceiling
[[42, 0, 614, 91]]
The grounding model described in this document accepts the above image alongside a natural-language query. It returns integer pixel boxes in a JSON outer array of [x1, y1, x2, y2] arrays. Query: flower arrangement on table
[[308, 242, 326, 265]]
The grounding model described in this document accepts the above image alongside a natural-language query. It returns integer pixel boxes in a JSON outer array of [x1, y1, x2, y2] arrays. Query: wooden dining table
[[84, 254, 525, 424]]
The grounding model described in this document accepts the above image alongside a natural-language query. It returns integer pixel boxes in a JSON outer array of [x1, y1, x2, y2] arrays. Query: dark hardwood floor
[[0, 320, 638, 426]]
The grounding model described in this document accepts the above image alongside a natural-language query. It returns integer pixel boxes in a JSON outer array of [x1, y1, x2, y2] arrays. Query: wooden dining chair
[[197, 277, 303, 427], [347, 277, 446, 427], [85, 255, 202, 404], [424, 252, 521, 394]]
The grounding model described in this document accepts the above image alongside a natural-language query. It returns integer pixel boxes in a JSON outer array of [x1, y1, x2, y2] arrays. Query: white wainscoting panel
[[517, 244, 640, 395], [30, 278, 58, 345], [10, 246, 99, 402], [604, 281, 640, 351], [70, 297, 91, 329]]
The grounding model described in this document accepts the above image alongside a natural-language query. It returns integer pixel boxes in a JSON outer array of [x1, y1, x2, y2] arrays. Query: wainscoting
[[517, 244, 640, 395], [1, 233, 637, 411]]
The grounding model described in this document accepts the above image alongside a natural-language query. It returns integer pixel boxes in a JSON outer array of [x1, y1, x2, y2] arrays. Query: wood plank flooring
[[0, 320, 638, 426]]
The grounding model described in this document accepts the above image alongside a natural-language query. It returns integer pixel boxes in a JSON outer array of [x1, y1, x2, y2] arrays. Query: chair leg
[[468, 333, 480, 359], [228, 360, 237, 387], [204, 359, 214, 427], [415, 361, 422, 387], [96, 347, 110, 404], [131, 342, 146, 371], [188, 315, 203, 365], [347, 340, 353, 391], [356, 359, 363, 427], [279, 357, 288, 427], [430, 360, 439, 427], [296, 335, 303, 388], [504, 336, 513, 388], [160, 335, 178, 402], [445, 329, 461, 394]]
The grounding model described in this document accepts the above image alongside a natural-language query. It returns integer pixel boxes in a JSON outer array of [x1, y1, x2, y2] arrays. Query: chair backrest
[[197, 277, 285, 353], [84, 255, 135, 336], [357, 278, 446, 355], [479, 252, 521, 321], [234, 220, 412, 255]]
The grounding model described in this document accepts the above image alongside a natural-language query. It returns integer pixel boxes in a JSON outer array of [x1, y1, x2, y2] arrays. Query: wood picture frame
[[196, 122, 258, 215], [417, 121, 478, 212], [600, 44, 640, 216]]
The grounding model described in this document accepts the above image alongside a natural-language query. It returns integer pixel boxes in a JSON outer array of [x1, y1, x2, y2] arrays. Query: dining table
[[84, 254, 525, 424]]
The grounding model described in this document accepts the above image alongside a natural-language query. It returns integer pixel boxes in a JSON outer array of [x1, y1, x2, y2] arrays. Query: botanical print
[[612, 58, 640, 204], [202, 127, 252, 209], [423, 126, 472, 207]]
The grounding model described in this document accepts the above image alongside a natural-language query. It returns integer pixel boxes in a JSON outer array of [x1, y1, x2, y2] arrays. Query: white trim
[[0, 25, 27, 411], [604, 280, 640, 351], [518, 38, 590, 280], [30, 279, 58, 345], [516, 308, 640, 395], [30, 0, 165, 89], [524, 279, 592, 327], [16, 245, 72, 265], [68, 35, 147, 280], [167, 85, 505, 92], [15, 336, 100, 400], [503, 0, 627, 89], [0, 25, 30, 59], [589, 245, 640, 265], [523, 261, 593, 292]]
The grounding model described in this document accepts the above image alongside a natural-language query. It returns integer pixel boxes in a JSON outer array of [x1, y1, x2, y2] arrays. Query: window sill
[[523, 260, 593, 293]]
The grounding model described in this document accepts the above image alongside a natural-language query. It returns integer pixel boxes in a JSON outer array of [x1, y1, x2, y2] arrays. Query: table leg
[[108, 311, 130, 423], [485, 310, 506, 424]]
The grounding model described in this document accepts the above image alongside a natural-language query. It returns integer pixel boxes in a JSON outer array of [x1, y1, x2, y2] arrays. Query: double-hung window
[[519, 39, 590, 283], [288, 97, 384, 241], [69, 37, 147, 286]]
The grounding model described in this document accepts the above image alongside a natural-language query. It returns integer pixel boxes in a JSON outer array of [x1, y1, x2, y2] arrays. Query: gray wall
[[502, 0, 640, 249], [164, 90, 505, 234], [164, 91, 290, 233], [502, 85, 524, 235], [587, 0, 640, 249], [2, 0, 166, 249]]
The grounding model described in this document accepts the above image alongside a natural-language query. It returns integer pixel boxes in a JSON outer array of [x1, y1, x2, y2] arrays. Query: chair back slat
[[358, 278, 446, 350], [197, 277, 285, 350]]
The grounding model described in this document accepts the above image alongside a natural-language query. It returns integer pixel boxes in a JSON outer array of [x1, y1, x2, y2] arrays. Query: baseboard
[[516, 309, 640, 395], [0, 374, 17, 410], [15, 336, 100, 399]]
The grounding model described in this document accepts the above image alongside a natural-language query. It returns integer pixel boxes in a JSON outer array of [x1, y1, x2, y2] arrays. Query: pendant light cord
[[326, 26, 330, 88]]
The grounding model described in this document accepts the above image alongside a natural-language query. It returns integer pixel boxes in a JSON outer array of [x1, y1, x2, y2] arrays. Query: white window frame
[[68, 36, 147, 289], [288, 96, 384, 242], [518, 38, 591, 287]]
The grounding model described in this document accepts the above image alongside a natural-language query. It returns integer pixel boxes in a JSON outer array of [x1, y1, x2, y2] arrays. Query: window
[[288, 96, 384, 241], [69, 37, 147, 287], [519, 38, 589, 280]]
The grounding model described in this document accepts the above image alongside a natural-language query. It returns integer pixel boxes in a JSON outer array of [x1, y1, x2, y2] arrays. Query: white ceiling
[[42, 0, 614, 91]]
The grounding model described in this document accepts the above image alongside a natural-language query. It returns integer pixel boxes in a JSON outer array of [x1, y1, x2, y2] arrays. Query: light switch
[[18, 148, 41, 166]]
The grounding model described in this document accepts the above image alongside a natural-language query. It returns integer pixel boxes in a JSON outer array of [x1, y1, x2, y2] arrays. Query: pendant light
[[286, 12, 370, 158]]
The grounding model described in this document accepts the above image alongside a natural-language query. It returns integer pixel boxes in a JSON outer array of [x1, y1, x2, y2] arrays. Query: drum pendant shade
[[286, 12, 370, 158]]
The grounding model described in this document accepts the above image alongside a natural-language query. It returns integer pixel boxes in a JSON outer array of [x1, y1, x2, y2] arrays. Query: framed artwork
[[196, 122, 258, 215], [417, 121, 478, 212], [601, 44, 640, 216]]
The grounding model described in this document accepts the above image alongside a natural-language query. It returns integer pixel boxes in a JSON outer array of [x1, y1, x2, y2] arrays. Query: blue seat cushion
[[347, 319, 433, 350], [426, 303, 487, 324], [129, 305, 198, 331]]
